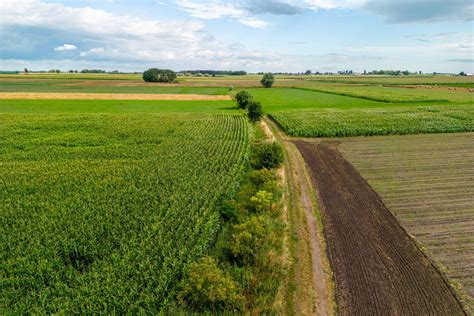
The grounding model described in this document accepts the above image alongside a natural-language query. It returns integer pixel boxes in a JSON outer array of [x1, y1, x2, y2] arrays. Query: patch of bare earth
[[339, 133, 474, 313], [294, 140, 465, 315], [0, 92, 231, 101]]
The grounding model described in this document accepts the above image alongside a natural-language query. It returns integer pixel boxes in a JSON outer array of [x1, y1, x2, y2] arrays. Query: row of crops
[[1, 113, 249, 313], [270, 105, 474, 137]]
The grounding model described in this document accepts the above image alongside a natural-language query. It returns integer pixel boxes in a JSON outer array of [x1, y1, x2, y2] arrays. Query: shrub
[[235, 90, 253, 109], [142, 68, 177, 83], [218, 200, 239, 222], [249, 169, 275, 188], [260, 73, 275, 88], [247, 101, 263, 123], [178, 256, 243, 311], [230, 216, 267, 265], [250, 190, 273, 212], [252, 142, 284, 169]]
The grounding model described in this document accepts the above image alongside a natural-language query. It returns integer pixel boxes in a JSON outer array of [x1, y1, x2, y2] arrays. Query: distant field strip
[[288, 86, 450, 103], [0, 92, 231, 101], [1, 113, 249, 313], [270, 105, 474, 137], [339, 133, 474, 312]]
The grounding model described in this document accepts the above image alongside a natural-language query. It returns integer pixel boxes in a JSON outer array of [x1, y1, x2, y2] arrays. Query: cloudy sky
[[0, 0, 473, 73]]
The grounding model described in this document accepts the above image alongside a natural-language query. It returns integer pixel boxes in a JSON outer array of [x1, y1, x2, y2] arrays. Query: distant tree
[[24, 68, 28, 73], [260, 73, 275, 88], [305, 70, 312, 75], [143, 68, 177, 83], [459, 71, 467, 76], [234, 90, 253, 109], [247, 101, 263, 123]]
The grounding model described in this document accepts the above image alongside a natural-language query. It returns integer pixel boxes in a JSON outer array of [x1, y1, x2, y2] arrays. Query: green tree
[[247, 101, 263, 123], [143, 68, 177, 83], [235, 90, 253, 109], [178, 256, 242, 311], [260, 73, 275, 88], [252, 142, 284, 169]]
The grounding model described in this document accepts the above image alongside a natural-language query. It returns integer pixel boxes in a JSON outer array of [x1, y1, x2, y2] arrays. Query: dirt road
[[264, 119, 334, 315]]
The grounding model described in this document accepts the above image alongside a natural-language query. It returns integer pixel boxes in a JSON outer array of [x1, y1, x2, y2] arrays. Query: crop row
[[270, 105, 474, 137], [0, 113, 249, 313], [339, 133, 474, 312]]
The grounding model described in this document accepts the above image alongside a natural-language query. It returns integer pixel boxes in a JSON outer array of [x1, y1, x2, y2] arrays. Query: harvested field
[[294, 140, 465, 315], [0, 92, 231, 101], [338, 133, 474, 312]]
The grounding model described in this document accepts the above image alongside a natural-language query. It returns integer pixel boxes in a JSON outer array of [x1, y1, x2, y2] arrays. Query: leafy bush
[[249, 169, 276, 188], [218, 200, 240, 222], [143, 68, 177, 83], [250, 190, 273, 212], [178, 256, 243, 311], [230, 216, 268, 265], [247, 101, 263, 123], [260, 73, 275, 88], [235, 90, 253, 109], [252, 142, 284, 169]]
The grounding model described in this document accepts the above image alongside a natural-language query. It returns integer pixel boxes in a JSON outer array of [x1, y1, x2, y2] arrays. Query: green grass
[[270, 105, 474, 137], [0, 113, 249, 313], [245, 87, 384, 111], [286, 84, 473, 103], [0, 73, 142, 80], [0, 80, 230, 95], [279, 75, 474, 87], [0, 99, 237, 114]]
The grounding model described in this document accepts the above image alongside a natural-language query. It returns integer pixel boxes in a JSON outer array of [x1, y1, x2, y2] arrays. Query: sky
[[0, 0, 473, 73]]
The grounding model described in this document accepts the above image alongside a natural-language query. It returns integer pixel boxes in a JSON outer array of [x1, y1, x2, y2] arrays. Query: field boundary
[[264, 118, 335, 315]]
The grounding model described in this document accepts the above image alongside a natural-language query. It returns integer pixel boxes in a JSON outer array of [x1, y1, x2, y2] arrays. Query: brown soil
[[0, 92, 231, 101], [294, 140, 465, 315]]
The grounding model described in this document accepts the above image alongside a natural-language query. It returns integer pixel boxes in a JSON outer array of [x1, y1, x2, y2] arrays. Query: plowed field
[[339, 133, 474, 312], [294, 140, 465, 315]]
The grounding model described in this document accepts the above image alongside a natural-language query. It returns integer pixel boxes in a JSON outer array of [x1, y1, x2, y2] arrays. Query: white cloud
[[0, 0, 280, 69], [304, 0, 365, 10], [54, 44, 77, 51], [80, 47, 105, 57], [175, 0, 270, 28]]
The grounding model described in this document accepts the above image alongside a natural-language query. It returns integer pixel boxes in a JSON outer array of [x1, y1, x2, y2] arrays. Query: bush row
[[176, 138, 285, 313]]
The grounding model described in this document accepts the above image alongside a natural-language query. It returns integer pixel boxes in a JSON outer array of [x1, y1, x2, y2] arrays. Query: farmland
[[338, 133, 474, 312], [1, 73, 473, 314], [270, 104, 474, 137], [1, 112, 249, 313], [294, 140, 464, 315]]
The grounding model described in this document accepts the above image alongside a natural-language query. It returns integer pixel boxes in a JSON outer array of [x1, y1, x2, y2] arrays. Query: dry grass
[[0, 92, 231, 101]]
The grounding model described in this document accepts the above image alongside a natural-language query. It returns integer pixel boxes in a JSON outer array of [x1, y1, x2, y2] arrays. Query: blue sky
[[0, 0, 473, 73]]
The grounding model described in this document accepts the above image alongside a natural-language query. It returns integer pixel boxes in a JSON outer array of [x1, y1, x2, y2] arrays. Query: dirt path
[[263, 119, 334, 315], [294, 140, 465, 315], [0, 92, 231, 101]]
